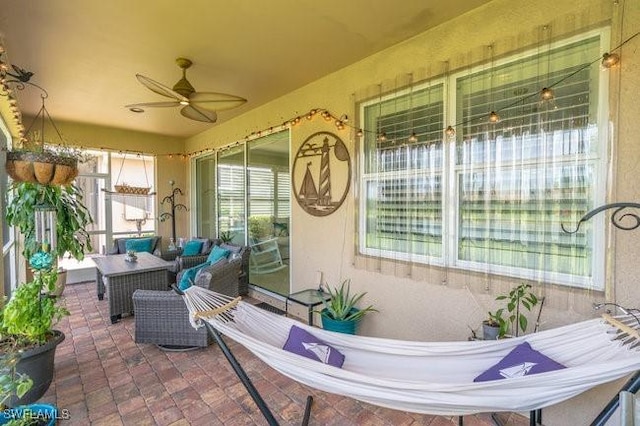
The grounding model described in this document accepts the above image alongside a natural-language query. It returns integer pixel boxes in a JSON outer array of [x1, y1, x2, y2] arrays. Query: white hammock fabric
[[182, 286, 640, 416]]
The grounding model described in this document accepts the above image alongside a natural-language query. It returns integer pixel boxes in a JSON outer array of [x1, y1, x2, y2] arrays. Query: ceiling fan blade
[[125, 101, 181, 108], [136, 74, 188, 102], [180, 104, 217, 123], [189, 92, 247, 111]]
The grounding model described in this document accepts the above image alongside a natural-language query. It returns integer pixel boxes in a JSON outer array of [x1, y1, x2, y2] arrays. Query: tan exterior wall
[[184, 0, 640, 424]]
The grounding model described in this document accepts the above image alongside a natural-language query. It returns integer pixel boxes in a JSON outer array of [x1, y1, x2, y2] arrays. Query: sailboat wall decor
[[292, 131, 351, 217]]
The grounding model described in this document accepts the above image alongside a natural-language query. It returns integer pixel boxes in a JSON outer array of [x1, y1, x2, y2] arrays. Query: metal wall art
[[292, 131, 351, 217]]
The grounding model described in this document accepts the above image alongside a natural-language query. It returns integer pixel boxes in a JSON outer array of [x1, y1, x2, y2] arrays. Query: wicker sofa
[[108, 236, 163, 256], [174, 240, 250, 295], [132, 255, 242, 348]]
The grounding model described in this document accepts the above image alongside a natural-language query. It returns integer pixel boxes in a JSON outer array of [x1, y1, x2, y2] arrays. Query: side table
[[286, 288, 331, 326]]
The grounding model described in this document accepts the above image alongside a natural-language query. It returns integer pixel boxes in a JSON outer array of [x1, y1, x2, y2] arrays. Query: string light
[[601, 52, 620, 68], [356, 128, 364, 137], [445, 126, 456, 138], [488, 111, 500, 123], [408, 132, 418, 143], [540, 87, 554, 101]]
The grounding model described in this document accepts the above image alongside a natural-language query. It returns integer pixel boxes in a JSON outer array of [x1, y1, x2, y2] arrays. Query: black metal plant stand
[[159, 180, 188, 246]]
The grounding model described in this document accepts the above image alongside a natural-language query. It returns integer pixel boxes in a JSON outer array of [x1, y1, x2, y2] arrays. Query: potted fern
[[318, 279, 378, 335]]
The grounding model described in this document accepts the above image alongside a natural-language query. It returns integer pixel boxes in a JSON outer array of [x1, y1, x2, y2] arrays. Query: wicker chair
[[132, 256, 242, 348], [174, 240, 251, 295]]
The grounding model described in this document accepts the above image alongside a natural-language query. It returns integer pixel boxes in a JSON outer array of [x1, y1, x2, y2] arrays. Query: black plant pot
[[10, 330, 65, 406]]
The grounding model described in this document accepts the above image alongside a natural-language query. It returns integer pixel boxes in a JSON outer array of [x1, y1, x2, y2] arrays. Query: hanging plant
[[6, 149, 79, 186], [6, 182, 93, 261]]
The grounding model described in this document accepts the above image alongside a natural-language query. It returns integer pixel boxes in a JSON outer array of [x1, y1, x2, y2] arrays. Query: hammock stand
[[173, 286, 313, 426], [176, 286, 640, 426]]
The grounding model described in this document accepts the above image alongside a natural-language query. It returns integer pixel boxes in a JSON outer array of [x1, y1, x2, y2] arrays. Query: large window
[[359, 30, 608, 289]]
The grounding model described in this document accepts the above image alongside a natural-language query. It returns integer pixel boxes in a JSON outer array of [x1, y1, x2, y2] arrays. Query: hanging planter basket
[[114, 184, 151, 195], [6, 151, 79, 186]]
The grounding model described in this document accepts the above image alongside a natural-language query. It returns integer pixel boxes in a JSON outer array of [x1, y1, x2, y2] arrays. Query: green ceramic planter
[[320, 308, 359, 334]]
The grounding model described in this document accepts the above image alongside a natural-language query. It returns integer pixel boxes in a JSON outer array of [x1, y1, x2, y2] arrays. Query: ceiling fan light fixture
[[127, 57, 246, 123]]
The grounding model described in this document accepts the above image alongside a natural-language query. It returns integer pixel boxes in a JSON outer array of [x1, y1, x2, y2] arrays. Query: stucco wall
[[184, 0, 640, 424]]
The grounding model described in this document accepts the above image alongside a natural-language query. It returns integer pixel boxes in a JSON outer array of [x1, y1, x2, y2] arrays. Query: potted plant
[[218, 231, 235, 244], [5, 132, 85, 187], [0, 268, 68, 405], [483, 283, 539, 339], [2, 181, 92, 403], [318, 279, 378, 335], [0, 350, 58, 425], [6, 182, 93, 295]]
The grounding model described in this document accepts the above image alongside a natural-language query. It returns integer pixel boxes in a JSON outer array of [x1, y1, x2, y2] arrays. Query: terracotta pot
[[6, 151, 78, 186]]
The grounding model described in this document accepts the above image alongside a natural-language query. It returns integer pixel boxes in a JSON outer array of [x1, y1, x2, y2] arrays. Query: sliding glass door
[[193, 131, 291, 296], [247, 132, 290, 295]]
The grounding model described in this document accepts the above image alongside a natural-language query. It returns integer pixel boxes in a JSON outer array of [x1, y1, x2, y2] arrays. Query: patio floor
[[40, 281, 530, 425]]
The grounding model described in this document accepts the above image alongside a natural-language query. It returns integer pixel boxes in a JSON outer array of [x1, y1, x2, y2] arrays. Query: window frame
[[358, 28, 611, 290]]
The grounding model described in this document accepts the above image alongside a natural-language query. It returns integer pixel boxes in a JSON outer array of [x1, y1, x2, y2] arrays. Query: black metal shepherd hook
[[561, 202, 640, 234], [159, 180, 188, 244]]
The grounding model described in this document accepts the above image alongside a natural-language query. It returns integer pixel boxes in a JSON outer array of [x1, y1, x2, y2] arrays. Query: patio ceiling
[[0, 0, 492, 138]]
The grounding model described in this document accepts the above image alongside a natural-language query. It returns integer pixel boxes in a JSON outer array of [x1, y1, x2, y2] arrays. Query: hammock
[[181, 285, 640, 416]]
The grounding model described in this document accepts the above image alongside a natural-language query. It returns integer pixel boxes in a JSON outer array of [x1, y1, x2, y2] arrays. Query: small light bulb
[[408, 132, 418, 143], [489, 111, 500, 123], [601, 52, 620, 69], [356, 129, 364, 137], [445, 126, 456, 138], [179, 100, 189, 106], [378, 132, 387, 142], [540, 87, 554, 101]]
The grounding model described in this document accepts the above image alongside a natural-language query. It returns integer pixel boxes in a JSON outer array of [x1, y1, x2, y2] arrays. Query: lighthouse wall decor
[[292, 131, 351, 217]]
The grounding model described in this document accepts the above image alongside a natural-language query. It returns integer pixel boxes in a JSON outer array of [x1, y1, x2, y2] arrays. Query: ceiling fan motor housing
[[173, 57, 195, 98]]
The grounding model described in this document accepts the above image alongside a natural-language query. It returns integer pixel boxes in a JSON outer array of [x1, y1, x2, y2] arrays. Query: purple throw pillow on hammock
[[283, 325, 345, 368], [474, 342, 566, 382]]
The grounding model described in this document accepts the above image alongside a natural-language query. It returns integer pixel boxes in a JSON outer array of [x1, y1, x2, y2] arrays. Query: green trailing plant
[[6, 182, 93, 261], [487, 283, 539, 338], [319, 279, 378, 322], [0, 270, 69, 349]]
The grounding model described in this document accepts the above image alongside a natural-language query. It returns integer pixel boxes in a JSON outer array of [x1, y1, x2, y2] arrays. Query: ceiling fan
[[126, 57, 247, 123]]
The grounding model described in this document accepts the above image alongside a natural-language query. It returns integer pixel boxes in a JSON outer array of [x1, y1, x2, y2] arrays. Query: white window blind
[[217, 164, 245, 232], [359, 30, 607, 288], [248, 167, 275, 216]]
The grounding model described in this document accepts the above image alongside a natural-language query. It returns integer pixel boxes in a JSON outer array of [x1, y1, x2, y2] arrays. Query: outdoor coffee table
[[93, 252, 173, 323]]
